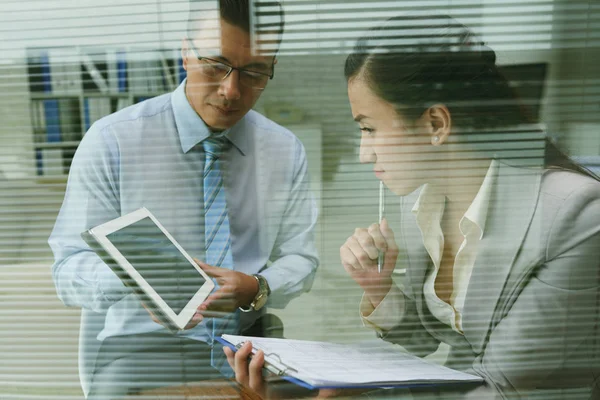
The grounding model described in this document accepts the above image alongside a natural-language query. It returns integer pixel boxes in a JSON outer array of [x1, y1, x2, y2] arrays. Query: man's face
[[182, 18, 275, 131]]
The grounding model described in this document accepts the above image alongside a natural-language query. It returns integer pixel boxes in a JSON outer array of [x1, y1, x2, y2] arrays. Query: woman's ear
[[419, 104, 452, 146]]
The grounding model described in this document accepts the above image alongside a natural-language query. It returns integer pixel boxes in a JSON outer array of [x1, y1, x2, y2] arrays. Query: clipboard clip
[[237, 342, 298, 377]]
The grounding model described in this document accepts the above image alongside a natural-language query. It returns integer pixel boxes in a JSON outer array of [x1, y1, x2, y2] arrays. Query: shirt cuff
[[98, 265, 129, 303], [360, 284, 406, 332], [258, 259, 316, 309]]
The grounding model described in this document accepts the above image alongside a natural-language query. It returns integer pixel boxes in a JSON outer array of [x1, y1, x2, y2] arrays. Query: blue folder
[[215, 336, 484, 391]]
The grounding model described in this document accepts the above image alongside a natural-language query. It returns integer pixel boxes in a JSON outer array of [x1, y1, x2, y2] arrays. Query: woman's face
[[348, 77, 432, 196]]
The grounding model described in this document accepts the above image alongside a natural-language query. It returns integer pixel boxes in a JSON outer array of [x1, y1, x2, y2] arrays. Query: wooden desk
[[122, 379, 264, 400], [121, 377, 332, 400], [124, 381, 487, 400], [123, 380, 401, 400]]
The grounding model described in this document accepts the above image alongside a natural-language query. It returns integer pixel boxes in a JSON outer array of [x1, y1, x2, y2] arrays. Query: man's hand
[[140, 302, 204, 330], [195, 259, 259, 313]]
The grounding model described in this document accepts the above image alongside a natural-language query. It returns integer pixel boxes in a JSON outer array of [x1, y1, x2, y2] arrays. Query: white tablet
[[82, 207, 215, 332]]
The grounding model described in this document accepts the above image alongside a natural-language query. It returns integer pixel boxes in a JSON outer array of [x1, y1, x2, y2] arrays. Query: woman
[[226, 15, 600, 400]]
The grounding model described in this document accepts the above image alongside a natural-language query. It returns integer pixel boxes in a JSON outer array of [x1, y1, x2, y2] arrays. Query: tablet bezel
[[89, 207, 215, 330]]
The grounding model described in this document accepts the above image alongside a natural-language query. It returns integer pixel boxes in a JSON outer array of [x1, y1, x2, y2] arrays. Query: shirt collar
[[462, 159, 498, 239], [411, 184, 444, 215], [171, 79, 250, 155], [411, 159, 498, 239]]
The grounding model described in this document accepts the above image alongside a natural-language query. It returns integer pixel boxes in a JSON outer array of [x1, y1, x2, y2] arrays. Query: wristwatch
[[239, 274, 270, 312]]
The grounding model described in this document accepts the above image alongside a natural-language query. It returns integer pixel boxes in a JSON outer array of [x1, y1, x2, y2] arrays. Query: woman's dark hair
[[344, 15, 528, 130], [345, 14, 598, 180]]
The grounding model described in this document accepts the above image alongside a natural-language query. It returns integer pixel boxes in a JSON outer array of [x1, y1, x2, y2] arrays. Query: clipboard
[[217, 336, 329, 390], [216, 335, 485, 391], [216, 337, 297, 376]]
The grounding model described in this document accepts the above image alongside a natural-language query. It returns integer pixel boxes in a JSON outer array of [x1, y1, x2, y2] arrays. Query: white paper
[[222, 335, 483, 388]]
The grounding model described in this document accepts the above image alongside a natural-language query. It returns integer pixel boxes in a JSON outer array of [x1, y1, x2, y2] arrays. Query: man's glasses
[[186, 38, 274, 90]]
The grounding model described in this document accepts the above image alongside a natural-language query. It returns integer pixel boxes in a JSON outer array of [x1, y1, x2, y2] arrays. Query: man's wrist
[[245, 273, 260, 306], [239, 274, 270, 312]]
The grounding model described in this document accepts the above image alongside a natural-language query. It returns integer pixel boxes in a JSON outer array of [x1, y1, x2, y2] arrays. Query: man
[[48, 1, 319, 398]]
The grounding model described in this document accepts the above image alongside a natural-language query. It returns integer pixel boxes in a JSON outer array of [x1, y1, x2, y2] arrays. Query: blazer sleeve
[[472, 180, 600, 395], [378, 275, 442, 357]]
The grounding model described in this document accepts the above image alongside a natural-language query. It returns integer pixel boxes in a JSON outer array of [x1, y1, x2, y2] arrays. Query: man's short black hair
[[187, 0, 284, 51]]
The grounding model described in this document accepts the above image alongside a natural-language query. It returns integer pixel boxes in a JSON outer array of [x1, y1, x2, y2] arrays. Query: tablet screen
[[106, 217, 206, 314]]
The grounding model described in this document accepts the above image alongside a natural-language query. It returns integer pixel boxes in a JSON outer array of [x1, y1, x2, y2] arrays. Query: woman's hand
[[224, 342, 267, 399], [224, 343, 351, 400], [340, 218, 399, 308]]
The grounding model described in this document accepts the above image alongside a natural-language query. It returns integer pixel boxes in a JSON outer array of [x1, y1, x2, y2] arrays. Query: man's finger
[[184, 312, 204, 330], [199, 309, 232, 318], [194, 258, 225, 277], [202, 290, 235, 310], [199, 290, 235, 315]]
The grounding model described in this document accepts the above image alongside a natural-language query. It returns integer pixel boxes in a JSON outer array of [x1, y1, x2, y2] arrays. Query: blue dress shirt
[[49, 79, 319, 342]]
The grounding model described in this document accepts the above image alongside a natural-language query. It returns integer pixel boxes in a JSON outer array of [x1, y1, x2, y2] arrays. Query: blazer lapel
[[462, 162, 542, 354], [400, 188, 469, 348], [399, 187, 429, 297]]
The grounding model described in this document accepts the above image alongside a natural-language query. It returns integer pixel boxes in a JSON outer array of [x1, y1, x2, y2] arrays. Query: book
[[117, 50, 128, 92], [116, 97, 133, 111], [83, 98, 91, 131], [36, 99, 66, 176], [40, 148, 64, 176], [218, 335, 484, 390], [106, 49, 119, 93], [48, 49, 65, 94], [81, 52, 109, 93], [58, 98, 82, 173], [160, 52, 176, 90], [62, 48, 82, 94], [105, 49, 128, 93], [83, 97, 112, 131], [27, 50, 46, 93], [48, 48, 82, 95], [40, 50, 52, 93]]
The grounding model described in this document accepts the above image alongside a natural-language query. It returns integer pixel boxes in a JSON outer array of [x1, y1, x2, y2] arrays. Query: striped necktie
[[203, 136, 233, 271], [202, 136, 238, 373]]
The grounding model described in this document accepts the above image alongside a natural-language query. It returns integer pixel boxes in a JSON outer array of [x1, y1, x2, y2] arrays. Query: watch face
[[251, 274, 269, 310], [253, 293, 268, 310]]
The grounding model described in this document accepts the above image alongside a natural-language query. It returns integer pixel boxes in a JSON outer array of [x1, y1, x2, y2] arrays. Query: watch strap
[[239, 274, 269, 312]]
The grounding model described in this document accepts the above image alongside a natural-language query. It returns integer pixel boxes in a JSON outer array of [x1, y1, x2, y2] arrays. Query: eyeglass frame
[[185, 38, 275, 90]]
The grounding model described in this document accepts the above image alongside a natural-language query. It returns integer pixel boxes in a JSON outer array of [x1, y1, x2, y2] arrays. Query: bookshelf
[[27, 46, 186, 180]]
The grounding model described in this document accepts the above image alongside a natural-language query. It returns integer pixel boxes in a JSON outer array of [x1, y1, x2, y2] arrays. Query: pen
[[378, 181, 385, 273]]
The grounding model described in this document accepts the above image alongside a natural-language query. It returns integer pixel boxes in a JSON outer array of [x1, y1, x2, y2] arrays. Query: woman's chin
[[386, 180, 422, 197]]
